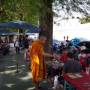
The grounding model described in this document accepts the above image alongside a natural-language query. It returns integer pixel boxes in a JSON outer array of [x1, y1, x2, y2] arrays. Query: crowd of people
[[53, 40, 90, 71], [0, 35, 33, 56], [47, 40, 90, 90], [0, 37, 10, 56], [1, 34, 90, 90], [28, 34, 90, 90]]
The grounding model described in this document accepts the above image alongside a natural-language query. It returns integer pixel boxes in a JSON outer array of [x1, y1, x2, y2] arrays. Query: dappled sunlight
[[19, 72, 32, 81], [20, 65, 26, 67], [19, 76, 30, 81], [7, 65, 16, 69], [5, 83, 15, 88], [19, 65, 26, 68], [0, 48, 34, 90], [6, 65, 26, 70], [26, 87, 35, 90], [3, 70, 17, 74]]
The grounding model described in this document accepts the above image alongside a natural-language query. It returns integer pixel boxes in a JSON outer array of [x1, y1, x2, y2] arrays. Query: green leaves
[[80, 16, 90, 24], [0, 0, 39, 25], [0, 0, 90, 24]]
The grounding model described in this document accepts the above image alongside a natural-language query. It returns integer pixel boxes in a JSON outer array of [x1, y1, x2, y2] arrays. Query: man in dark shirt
[[63, 52, 82, 73], [23, 36, 29, 49]]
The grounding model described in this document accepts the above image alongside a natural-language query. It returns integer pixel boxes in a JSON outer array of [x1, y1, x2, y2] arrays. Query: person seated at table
[[59, 48, 68, 63], [79, 51, 88, 71], [47, 61, 62, 78], [63, 52, 82, 73], [87, 56, 90, 67], [47, 62, 64, 89]]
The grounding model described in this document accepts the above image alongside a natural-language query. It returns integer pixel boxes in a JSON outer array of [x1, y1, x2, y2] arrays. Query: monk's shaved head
[[39, 35, 47, 40], [39, 35, 47, 44]]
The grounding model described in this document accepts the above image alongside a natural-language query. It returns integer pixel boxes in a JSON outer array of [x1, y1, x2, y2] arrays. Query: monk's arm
[[42, 52, 53, 58]]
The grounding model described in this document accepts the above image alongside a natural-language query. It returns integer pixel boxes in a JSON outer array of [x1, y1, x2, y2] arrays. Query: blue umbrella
[[0, 21, 32, 29], [71, 38, 81, 46]]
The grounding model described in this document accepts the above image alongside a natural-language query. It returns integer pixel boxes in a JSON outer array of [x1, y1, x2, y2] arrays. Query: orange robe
[[30, 40, 46, 83]]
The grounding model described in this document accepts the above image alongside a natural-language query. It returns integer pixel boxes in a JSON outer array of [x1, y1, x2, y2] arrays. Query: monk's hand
[[51, 54, 57, 60], [53, 54, 60, 60]]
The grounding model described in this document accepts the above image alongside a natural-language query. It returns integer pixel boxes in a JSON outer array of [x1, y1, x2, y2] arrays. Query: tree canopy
[[80, 16, 90, 24], [0, 0, 90, 25], [0, 0, 39, 25]]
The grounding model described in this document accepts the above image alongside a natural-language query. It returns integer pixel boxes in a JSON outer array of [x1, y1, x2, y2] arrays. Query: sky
[[53, 1, 90, 41], [53, 18, 90, 41]]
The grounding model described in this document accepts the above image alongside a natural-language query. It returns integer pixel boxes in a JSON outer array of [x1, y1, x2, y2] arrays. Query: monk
[[30, 35, 54, 90]]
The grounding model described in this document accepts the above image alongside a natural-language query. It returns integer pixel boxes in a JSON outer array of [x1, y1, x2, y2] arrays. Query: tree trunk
[[0, 0, 4, 15], [39, 0, 53, 53]]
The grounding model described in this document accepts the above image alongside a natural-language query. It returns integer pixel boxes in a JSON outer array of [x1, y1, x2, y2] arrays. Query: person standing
[[14, 38, 20, 54], [23, 35, 29, 49], [30, 34, 54, 90]]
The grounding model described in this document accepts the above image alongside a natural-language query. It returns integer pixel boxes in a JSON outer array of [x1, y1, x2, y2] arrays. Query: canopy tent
[[0, 21, 33, 29], [0, 21, 40, 74], [25, 26, 40, 34], [0, 21, 40, 34], [0, 29, 17, 35]]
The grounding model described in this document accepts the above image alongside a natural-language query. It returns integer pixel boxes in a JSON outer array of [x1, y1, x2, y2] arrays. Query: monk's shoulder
[[32, 41, 41, 47]]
